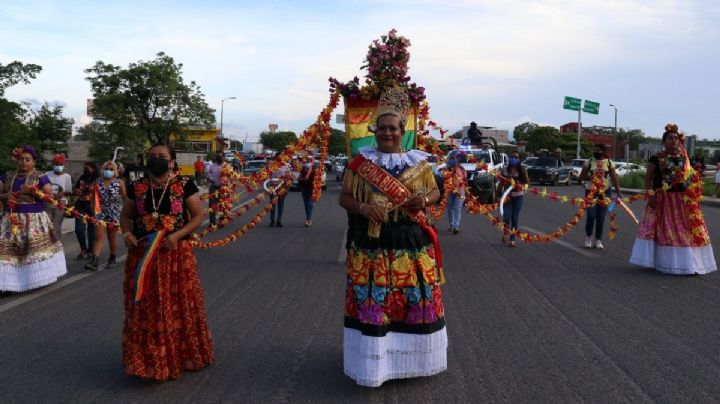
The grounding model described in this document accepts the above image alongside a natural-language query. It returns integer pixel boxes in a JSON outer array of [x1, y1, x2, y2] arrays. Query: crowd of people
[[0, 88, 716, 387]]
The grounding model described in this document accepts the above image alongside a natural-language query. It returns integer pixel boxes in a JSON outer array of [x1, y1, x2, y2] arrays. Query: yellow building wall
[[169, 129, 220, 176]]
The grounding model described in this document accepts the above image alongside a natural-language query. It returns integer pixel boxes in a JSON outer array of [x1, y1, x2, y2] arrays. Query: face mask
[[103, 170, 114, 179], [509, 157, 520, 166], [448, 160, 457, 168], [53, 165, 64, 173], [593, 152, 603, 159], [147, 157, 170, 176]]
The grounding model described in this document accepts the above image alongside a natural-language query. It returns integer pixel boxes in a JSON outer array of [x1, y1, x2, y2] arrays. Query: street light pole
[[220, 96, 237, 152], [609, 104, 618, 161]]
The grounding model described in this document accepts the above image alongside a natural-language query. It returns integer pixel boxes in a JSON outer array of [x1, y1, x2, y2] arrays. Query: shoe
[[594, 240, 604, 250], [276, 221, 283, 228], [304, 220, 309, 227], [84, 256, 99, 271], [307, 220, 312, 227], [75, 251, 88, 260], [452, 228, 459, 234], [448, 228, 453, 233], [502, 235, 508, 244], [105, 255, 117, 269], [584, 236, 593, 248], [270, 220, 275, 227], [509, 241, 517, 247]]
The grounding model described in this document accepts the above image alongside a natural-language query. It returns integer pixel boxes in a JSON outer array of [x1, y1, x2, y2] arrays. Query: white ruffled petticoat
[[344, 327, 448, 387], [630, 239, 717, 275]]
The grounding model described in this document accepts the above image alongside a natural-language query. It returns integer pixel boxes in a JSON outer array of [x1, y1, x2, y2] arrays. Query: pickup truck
[[526, 157, 574, 186], [435, 138, 507, 203]]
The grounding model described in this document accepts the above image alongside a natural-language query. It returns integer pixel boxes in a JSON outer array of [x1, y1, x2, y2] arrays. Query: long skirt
[[0, 212, 67, 292], [122, 240, 214, 381], [344, 216, 447, 387], [630, 192, 716, 275]]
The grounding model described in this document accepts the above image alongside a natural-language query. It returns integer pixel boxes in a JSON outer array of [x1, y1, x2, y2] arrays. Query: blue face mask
[[509, 157, 520, 166], [103, 169, 114, 179], [53, 165, 64, 173]]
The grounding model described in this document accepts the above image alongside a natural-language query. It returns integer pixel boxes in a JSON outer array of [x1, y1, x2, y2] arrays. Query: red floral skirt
[[122, 240, 214, 381]]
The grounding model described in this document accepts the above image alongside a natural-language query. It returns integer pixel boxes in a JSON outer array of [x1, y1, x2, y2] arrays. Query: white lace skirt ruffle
[[343, 327, 448, 387], [0, 249, 67, 292], [630, 238, 717, 275]]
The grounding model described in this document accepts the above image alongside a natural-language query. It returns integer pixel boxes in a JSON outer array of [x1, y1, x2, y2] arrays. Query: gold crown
[[376, 87, 410, 120]]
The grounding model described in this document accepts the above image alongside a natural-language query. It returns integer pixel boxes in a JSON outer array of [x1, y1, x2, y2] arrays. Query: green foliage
[[0, 99, 30, 172], [229, 139, 243, 151], [260, 131, 297, 152], [329, 128, 346, 156], [618, 172, 646, 189], [513, 121, 540, 142], [0, 61, 42, 96], [84, 52, 216, 145], [450, 130, 463, 139], [27, 103, 73, 157], [77, 121, 146, 162]]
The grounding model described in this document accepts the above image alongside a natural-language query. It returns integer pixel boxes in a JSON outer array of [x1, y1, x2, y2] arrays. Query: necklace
[[149, 175, 173, 219]]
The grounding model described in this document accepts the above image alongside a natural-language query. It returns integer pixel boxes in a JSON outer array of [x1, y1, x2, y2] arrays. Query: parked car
[[526, 157, 573, 185], [333, 157, 348, 181], [704, 164, 717, 178], [290, 162, 327, 191], [521, 156, 538, 170], [242, 159, 266, 176], [613, 162, 646, 177]]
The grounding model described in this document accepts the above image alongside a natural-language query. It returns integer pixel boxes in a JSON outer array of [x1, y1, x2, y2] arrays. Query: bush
[[619, 172, 645, 189]]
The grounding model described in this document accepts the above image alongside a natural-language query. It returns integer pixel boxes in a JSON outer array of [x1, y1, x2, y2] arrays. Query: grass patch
[[620, 173, 718, 197]]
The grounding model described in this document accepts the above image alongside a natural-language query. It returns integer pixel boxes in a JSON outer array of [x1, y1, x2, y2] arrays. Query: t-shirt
[[44, 171, 73, 204], [194, 160, 205, 173], [583, 158, 613, 190]]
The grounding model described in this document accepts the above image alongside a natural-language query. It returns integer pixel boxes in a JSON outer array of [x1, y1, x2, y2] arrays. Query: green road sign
[[583, 100, 600, 114], [563, 96, 581, 111]]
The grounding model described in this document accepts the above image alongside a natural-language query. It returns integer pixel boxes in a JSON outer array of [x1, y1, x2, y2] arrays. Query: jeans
[[75, 202, 95, 252], [270, 193, 286, 222], [45, 204, 65, 239], [447, 192, 463, 229], [502, 195, 524, 242], [301, 188, 314, 220], [585, 189, 611, 241]]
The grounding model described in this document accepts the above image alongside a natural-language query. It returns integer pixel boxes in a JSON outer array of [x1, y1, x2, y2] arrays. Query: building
[[638, 142, 664, 160], [169, 128, 222, 175], [560, 122, 626, 159]]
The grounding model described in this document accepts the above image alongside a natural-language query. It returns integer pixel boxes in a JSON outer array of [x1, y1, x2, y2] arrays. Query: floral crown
[[664, 123, 684, 142], [12, 145, 37, 161], [375, 87, 410, 122]]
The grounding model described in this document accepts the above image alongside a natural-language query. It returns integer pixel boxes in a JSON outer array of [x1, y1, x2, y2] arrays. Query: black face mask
[[147, 157, 170, 176], [593, 152, 603, 159]]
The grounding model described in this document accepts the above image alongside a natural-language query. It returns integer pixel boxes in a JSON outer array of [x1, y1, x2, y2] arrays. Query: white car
[[569, 159, 588, 183], [614, 162, 646, 177]]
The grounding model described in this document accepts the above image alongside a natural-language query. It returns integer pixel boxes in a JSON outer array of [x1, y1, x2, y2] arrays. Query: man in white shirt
[[44, 154, 73, 239]]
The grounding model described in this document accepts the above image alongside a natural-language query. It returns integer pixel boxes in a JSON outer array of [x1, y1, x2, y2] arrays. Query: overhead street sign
[[583, 100, 600, 115], [563, 96, 581, 111]]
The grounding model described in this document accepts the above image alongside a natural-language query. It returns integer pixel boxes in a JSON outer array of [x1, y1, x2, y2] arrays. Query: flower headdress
[[664, 123, 683, 142], [12, 145, 37, 161]]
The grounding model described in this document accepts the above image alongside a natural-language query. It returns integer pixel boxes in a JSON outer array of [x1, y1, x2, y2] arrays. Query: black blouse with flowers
[[131, 176, 198, 239]]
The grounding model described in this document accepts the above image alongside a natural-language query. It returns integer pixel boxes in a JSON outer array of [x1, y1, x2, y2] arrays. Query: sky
[[2, 0, 719, 143]]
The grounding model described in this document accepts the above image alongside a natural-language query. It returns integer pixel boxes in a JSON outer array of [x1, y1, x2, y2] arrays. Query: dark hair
[[662, 124, 680, 143], [149, 142, 176, 161], [595, 144, 608, 152], [84, 161, 99, 181]]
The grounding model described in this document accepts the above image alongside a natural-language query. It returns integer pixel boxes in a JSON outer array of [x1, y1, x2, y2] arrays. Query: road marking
[[0, 253, 129, 313], [337, 227, 347, 264], [520, 225, 598, 258]]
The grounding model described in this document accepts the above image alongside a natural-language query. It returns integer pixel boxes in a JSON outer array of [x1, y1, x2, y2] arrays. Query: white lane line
[[520, 225, 598, 258], [337, 227, 347, 264], [0, 253, 129, 313]]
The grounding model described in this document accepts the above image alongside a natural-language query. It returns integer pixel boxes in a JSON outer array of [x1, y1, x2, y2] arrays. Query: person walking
[[339, 87, 446, 387], [74, 162, 99, 259], [44, 154, 73, 239], [630, 124, 716, 275], [268, 162, 291, 228], [500, 152, 530, 247], [579, 144, 621, 250], [298, 156, 316, 227], [206, 151, 225, 226], [85, 160, 126, 271], [119, 143, 213, 382], [0, 145, 67, 292], [193, 156, 205, 186], [445, 154, 466, 234]]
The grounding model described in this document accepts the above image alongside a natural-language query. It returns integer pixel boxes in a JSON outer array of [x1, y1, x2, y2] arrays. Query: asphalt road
[[1, 182, 719, 403]]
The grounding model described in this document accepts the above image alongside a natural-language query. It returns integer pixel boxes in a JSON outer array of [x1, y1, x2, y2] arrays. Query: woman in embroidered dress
[[629, 124, 716, 275], [500, 151, 529, 247], [85, 160, 126, 271], [0, 146, 67, 292], [339, 88, 446, 387], [119, 143, 213, 381]]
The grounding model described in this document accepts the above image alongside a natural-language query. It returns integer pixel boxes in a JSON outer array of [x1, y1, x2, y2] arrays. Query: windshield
[[246, 161, 265, 169], [572, 160, 585, 167], [535, 158, 559, 167], [451, 151, 490, 164]]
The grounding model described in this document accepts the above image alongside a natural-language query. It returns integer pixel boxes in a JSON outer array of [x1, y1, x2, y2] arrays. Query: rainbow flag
[[133, 230, 166, 303], [345, 99, 417, 157]]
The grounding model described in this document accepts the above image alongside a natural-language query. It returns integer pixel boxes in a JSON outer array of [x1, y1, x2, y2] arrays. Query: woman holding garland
[[119, 143, 213, 381], [85, 160, 126, 271], [0, 146, 67, 292], [580, 144, 621, 250], [629, 124, 716, 275], [339, 87, 446, 387], [500, 151, 530, 247]]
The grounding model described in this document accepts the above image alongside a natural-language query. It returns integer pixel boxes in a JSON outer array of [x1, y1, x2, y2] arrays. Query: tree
[[0, 61, 42, 96], [513, 121, 540, 142], [0, 99, 30, 172], [329, 128, 346, 155], [260, 131, 297, 152], [228, 139, 243, 151], [85, 52, 216, 145], [27, 103, 73, 158], [524, 126, 561, 152], [450, 130, 463, 139], [77, 121, 146, 162]]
